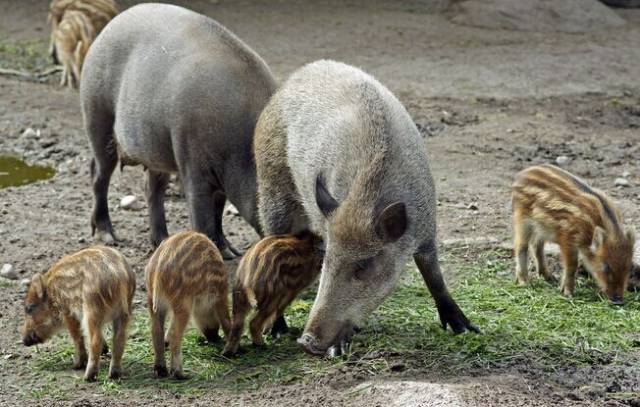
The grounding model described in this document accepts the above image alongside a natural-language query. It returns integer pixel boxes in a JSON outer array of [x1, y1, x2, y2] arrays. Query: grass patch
[[25, 249, 640, 398], [0, 38, 50, 72]]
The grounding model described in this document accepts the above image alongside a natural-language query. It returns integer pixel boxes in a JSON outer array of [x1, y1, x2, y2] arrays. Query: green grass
[[26, 248, 640, 398], [0, 38, 50, 72]]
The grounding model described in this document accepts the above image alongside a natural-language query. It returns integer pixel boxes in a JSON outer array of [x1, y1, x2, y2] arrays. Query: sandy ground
[[1, 1, 640, 406]]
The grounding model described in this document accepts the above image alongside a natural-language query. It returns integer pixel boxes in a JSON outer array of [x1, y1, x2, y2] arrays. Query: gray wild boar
[[254, 60, 478, 356], [80, 3, 276, 258]]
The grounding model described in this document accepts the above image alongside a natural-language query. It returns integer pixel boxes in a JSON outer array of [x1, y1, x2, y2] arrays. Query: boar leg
[[145, 170, 170, 246], [108, 313, 129, 380], [532, 239, 555, 283], [414, 241, 479, 334], [149, 301, 169, 378], [182, 175, 235, 260], [167, 308, 190, 380], [87, 111, 117, 243], [559, 243, 579, 297], [223, 289, 251, 356], [213, 191, 241, 257], [270, 315, 289, 338], [249, 310, 274, 347], [83, 313, 105, 382], [63, 314, 88, 370], [513, 218, 532, 285], [193, 296, 221, 343]]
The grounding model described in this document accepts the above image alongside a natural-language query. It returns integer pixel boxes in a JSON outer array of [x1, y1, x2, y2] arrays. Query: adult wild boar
[[80, 3, 276, 258], [254, 60, 478, 356]]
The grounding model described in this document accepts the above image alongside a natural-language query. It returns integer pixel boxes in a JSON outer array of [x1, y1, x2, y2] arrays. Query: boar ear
[[315, 175, 339, 217], [592, 226, 606, 251], [30, 273, 46, 300], [375, 202, 407, 243]]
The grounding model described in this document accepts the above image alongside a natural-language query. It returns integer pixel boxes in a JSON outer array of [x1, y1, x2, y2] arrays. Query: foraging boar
[[53, 10, 96, 89], [48, 0, 118, 63], [80, 3, 276, 259], [145, 231, 231, 379], [223, 231, 324, 356], [254, 60, 477, 357], [512, 164, 635, 304], [21, 246, 135, 381]]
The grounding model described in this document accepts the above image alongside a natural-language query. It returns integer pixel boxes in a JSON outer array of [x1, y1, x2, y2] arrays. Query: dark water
[[0, 155, 55, 188]]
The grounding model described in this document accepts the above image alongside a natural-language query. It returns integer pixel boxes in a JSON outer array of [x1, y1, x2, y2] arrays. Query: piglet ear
[[315, 175, 339, 218], [375, 202, 407, 243], [30, 273, 46, 300], [592, 226, 606, 251]]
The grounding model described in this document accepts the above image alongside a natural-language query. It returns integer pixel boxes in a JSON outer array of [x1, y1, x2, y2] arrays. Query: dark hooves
[[154, 365, 169, 378], [437, 298, 481, 334]]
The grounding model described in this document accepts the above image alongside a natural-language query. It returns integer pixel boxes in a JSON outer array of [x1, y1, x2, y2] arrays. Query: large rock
[[450, 0, 626, 33]]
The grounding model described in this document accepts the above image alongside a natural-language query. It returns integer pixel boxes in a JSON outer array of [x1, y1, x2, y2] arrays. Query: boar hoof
[[73, 358, 88, 370], [154, 364, 169, 378], [200, 329, 221, 344], [297, 333, 325, 356], [94, 230, 116, 245], [172, 371, 189, 381], [108, 367, 122, 380], [222, 345, 239, 357], [83, 370, 98, 382], [101, 343, 110, 356], [219, 246, 237, 260], [437, 298, 480, 334]]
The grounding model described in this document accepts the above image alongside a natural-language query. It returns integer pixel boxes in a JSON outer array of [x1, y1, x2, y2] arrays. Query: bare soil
[[1, 1, 640, 406]]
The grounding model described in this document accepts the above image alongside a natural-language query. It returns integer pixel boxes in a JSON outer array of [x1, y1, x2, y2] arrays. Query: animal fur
[[53, 10, 96, 88], [223, 231, 324, 356], [21, 246, 135, 381], [145, 231, 231, 379], [512, 164, 635, 303]]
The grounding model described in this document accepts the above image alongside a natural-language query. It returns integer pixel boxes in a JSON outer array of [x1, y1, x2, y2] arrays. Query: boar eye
[[25, 304, 36, 315], [354, 257, 374, 273], [603, 262, 612, 274]]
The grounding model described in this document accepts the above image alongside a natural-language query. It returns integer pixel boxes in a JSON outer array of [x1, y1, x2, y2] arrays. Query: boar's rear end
[[80, 3, 276, 258]]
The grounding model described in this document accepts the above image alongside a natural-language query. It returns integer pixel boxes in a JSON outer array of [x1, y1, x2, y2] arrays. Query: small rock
[[622, 170, 631, 178], [120, 195, 142, 210], [467, 203, 479, 211], [615, 178, 631, 187], [4, 354, 16, 360], [0, 264, 18, 280], [20, 278, 31, 288], [22, 128, 39, 139], [555, 156, 570, 166], [78, 237, 86, 244]]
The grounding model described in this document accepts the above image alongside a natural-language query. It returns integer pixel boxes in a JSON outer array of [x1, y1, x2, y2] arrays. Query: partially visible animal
[[53, 10, 96, 88], [80, 3, 277, 258], [512, 164, 635, 304], [48, 0, 118, 63], [223, 231, 324, 356], [145, 231, 231, 379], [253, 60, 477, 357], [21, 246, 135, 381]]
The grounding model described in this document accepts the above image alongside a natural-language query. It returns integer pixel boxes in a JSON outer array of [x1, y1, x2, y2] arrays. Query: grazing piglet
[[223, 231, 324, 356], [54, 10, 96, 88], [21, 246, 135, 381], [512, 164, 635, 304], [48, 0, 118, 62], [145, 231, 231, 379]]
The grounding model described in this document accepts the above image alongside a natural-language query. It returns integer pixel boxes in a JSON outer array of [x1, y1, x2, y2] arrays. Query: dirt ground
[[1, 1, 640, 406]]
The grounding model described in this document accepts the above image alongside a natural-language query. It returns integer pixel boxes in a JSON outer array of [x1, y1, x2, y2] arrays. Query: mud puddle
[[0, 155, 55, 188]]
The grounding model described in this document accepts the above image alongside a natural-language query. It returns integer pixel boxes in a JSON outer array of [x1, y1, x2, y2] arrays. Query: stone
[[615, 177, 631, 187], [120, 195, 142, 210], [555, 155, 570, 166], [0, 264, 18, 280]]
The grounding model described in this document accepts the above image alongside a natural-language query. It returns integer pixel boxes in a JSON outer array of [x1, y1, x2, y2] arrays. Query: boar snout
[[298, 323, 360, 357], [609, 294, 624, 306], [22, 331, 41, 347]]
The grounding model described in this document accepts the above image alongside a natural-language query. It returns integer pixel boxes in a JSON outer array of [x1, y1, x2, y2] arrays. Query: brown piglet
[[145, 231, 231, 379], [53, 10, 96, 88], [512, 164, 635, 304], [22, 246, 135, 381], [223, 231, 324, 356]]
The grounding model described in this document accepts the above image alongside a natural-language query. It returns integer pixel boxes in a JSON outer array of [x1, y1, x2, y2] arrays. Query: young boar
[[21, 246, 135, 381], [254, 60, 477, 357], [223, 231, 324, 356], [54, 10, 96, 88], [512, 164, 635, 304], [81, 4, 276, 258], [145, 231, 232, 379], [48, 0, 118, 63]]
